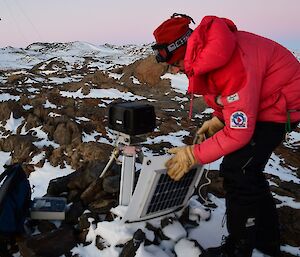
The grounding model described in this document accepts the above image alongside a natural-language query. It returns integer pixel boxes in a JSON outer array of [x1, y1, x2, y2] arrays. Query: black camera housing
[[108, 102, 156, 136]]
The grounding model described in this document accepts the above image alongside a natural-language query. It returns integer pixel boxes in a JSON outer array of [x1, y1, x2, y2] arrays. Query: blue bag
[[0, 164, 31, 236]]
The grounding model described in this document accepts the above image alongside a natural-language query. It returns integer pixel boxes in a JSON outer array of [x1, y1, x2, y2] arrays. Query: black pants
[[220, 122, 287, 256]]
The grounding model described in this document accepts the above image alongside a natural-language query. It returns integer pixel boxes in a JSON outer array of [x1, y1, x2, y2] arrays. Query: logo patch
[[227, 93, 239, 103], [230, 111, 248, 129], [246, 217, 256, 227]]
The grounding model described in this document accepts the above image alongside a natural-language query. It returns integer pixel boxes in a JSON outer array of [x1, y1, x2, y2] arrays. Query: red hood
[[185, 16, 238, 94]]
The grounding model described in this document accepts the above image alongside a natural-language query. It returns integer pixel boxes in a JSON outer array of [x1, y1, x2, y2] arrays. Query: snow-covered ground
[[0, 43, 299, 257]]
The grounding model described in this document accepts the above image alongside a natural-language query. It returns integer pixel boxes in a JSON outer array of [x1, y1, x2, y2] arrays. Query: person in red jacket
[[152, 13, 300, 257]]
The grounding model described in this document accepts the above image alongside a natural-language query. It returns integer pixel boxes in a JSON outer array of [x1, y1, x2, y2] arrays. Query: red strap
[[189, 94, 194, 119]]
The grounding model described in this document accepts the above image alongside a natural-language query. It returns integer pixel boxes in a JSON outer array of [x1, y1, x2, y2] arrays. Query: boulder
[[18, 226, 77, 257], [0, 135, 37, 163], [53, 121, 82, 145], [133, 55, 168, 86]]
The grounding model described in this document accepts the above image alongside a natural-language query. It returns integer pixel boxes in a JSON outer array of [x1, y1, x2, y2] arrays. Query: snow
[[0, 93, 20, 102], [136, 244, 170, 257], [273, 193, 300, 209], [280, 245, 300, 256], [161, 73, 188, 94], [48, 76, 82, 84], [48, 112, 61, 118], [72, 242, 121, 257], [43, 100, 57, 109], [29, 161, 75, 198], [174, 238, 203, 257], [0, 42, 152, 71], [265, 153, 300, 184], [161, 220, 187, 241], [145, 130, 190, 147], [0, 151, 12, 174], [284, 131, 300, 149], [21, 126, 60, 148], [23, 104, 33, 110], [4, 113, 24, 134], [108, 72, 123, 80], [189, 195, 228, 249], [60, 87, 146, 101], [94, 219, 139, 246], [29, 151, 46, 165]]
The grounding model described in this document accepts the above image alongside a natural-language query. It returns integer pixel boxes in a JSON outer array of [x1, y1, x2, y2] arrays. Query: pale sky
[[0, 0, 300, 50]]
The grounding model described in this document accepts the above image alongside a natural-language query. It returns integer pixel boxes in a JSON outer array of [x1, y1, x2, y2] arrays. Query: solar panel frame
[[122, 155, 203, 223]]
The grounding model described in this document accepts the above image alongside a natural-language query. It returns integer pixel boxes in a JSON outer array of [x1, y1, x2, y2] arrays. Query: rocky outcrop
[[133, 55, 168, 86], [119, 55, 168, 86]]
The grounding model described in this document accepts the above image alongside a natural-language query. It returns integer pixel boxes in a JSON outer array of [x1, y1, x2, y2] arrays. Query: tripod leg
[[119, 146, 136, 206], [99, 148, 119, 178]]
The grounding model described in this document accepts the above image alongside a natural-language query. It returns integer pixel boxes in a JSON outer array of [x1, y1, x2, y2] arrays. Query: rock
[[47, 172, 77, 196], [49, 146, 65, 167], [80, 178, 103, 205], [88, 70, 115, 86], [25, 113, 42, 131], [103, 175, 120, 194], [145, 223, 162, 245], [0, 102, 24, 121], [32, 105, 49, 120], [78, 213, 92, 231], [68, 189, 81, 203], [76, 211, 102, 244], [18, 226, 77, 257], [7, 73, 27, 84], [67, 161, 106, 193], [53, 121, 82, 145], [36, 220, 57, 234], [74, 142, 113, 164], [65, 201, 85, 224], [119, 229, 145, 257], [278, 206, 300, 246], [0, 135, 37, 163], [95, 235, 109, 250], [277, 181, 300, 200], [88, 198, 117, 214], [133, 55, 168, 86]]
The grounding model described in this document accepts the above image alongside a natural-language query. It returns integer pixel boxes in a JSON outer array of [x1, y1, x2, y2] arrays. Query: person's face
[[169, 59, 185, 74]]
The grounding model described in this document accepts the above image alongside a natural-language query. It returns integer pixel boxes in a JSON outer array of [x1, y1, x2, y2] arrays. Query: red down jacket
[[184, 16, 300, 164]]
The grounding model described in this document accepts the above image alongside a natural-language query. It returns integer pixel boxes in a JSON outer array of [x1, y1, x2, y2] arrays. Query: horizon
[[0, 0, 300, 50]]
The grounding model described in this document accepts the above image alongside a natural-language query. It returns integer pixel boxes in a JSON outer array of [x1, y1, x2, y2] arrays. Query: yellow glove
[[165, 146, 197, 181], [193, 116, 224, 144]]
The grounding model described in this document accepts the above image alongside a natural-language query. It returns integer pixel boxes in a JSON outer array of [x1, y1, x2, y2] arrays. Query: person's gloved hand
[[165, 146, 197, 181], [193, 116, 224, 144]]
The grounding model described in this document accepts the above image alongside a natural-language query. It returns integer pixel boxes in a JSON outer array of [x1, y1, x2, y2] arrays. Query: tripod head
[[110, 131, 148, 146]]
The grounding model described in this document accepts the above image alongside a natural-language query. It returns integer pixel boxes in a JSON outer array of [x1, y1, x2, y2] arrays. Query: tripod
[[99, 132, 145, 206]]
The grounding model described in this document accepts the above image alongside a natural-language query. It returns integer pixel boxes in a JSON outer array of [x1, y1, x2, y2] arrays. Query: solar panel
[[146, 169, 197, 215], [122, 155, 203, 223]]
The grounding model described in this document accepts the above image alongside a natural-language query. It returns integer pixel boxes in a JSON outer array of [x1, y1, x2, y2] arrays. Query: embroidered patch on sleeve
[[227, 93, 239, 103], [230, 111, 248, 129]]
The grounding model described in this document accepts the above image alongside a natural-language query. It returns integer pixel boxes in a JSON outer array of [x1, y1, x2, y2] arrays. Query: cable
[[198, 164, 214, 206], [195, 135, 214, 206], [2, 0, 28, 43], [13, 0, 43, 42]]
